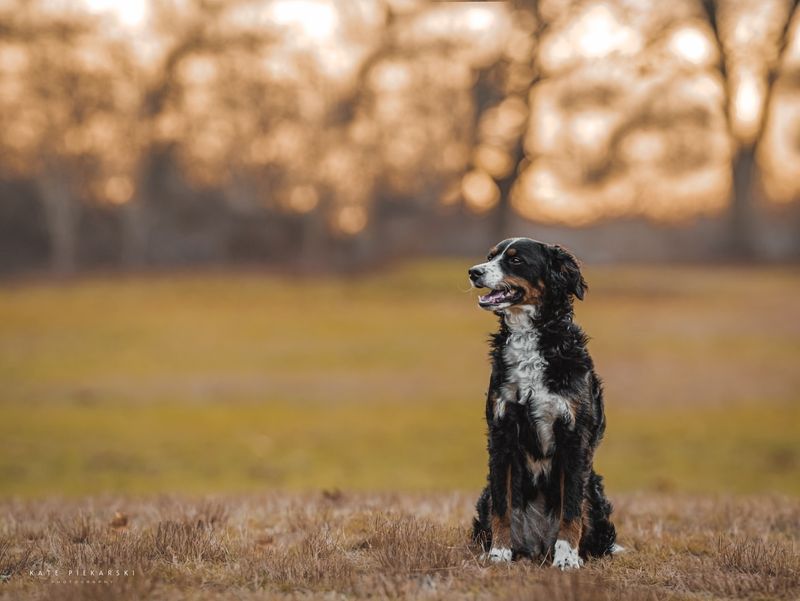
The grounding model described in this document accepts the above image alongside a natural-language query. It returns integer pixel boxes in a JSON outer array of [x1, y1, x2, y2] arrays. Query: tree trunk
[[493, 178, 512, 242], [299, 205, 329, 270], [121, 198, 148, 268], [493, 141, 525, 242], [39, 174, 78, 276], [729, 146, 758, 259]]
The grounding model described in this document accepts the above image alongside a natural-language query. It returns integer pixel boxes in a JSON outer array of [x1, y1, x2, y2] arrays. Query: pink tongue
[[480, 290, 506, 303]]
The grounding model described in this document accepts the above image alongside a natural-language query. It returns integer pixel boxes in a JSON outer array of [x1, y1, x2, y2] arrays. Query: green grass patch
[[1, 400, 798, 496], [0, 262, 798, 497]]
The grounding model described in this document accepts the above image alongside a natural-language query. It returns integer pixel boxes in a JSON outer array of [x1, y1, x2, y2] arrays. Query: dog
[[469, 237, 619, 569]]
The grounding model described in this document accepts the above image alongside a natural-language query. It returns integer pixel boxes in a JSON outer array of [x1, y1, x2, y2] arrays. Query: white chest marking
[[496, 308, 573, 454]]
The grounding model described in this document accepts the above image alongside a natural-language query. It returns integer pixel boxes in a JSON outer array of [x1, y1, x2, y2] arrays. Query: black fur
[[468, 238, 617, 562]]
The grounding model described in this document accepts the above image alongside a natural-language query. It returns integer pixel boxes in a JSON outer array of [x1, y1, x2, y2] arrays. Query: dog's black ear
[[548, 245, 587, 301]]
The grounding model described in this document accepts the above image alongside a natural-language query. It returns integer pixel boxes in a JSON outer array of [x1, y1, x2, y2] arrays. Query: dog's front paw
[[483, 546, 512, 563], [552, 539, 583, 570]]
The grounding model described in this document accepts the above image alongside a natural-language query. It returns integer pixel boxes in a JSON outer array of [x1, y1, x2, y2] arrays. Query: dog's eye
[[508, 257, 522, 265]]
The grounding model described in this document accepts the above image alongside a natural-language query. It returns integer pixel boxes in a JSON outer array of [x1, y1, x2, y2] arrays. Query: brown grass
[[1, 492, 797, 600]]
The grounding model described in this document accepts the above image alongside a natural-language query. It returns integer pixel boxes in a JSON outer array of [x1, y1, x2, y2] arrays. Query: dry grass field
[[0, 262, 798, 599], [1, 492, 799, 600]]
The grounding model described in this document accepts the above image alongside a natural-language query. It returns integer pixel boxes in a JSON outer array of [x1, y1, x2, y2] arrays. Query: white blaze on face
[[472, 254, 506, 289], [469, 238, 522, 290]]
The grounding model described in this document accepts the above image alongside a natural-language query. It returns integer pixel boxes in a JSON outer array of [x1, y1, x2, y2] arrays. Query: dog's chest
[[502, 329, 547, 400], [498, 321, 571, 453]]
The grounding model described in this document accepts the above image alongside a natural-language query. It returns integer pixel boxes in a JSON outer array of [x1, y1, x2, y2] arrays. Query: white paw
[[553, 539, 583, 570], [483, 546, 512, 563], [611, 543, 626, 554]]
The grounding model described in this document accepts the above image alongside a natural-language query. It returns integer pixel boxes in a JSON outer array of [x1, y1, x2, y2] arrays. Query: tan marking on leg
[[491, 515, 511, 549], [559, 518, 583, 548], [491, 465, 513, 548], [557, 470, 586, 548]]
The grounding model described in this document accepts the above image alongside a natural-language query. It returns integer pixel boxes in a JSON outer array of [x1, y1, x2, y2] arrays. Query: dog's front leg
[[553, 429, 590, 570], [486, 423, 514, 562]]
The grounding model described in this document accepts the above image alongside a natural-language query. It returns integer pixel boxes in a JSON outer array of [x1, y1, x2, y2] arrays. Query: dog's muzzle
[[469, 263, 523, 309]]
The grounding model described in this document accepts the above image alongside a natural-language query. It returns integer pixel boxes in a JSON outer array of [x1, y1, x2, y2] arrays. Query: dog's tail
[[580, 470, 617, 558]]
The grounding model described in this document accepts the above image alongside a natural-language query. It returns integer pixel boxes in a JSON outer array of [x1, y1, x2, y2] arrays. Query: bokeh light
[[0, 0, 799, 265]]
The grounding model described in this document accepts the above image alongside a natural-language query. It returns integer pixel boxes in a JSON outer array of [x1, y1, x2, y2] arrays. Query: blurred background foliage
[[1, 1, 799, 499], [1, 0, 800, 275]]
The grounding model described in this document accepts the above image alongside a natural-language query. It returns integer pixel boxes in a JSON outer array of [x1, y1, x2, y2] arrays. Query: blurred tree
[[350, 1, 510, 253], [147, 0, 388, 265], [501, 1, 732, 225], [0, 2, 139, 274], [2, 0, 800, 273], [702, 0, 799, 257], [758, 9, 800, 210], [465, 0, 799, 256], [463, 0, 539, 240], [126, 0, 279, 265]]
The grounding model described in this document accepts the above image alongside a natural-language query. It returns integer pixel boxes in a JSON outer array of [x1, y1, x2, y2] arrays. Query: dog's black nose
[[468, 267, 484, 282]]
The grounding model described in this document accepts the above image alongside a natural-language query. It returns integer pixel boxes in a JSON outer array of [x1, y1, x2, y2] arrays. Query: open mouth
[[478, 286, 523, 308]]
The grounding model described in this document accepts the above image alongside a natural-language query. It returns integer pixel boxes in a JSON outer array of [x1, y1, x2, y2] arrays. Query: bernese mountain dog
[[469, 237, 619, 569]]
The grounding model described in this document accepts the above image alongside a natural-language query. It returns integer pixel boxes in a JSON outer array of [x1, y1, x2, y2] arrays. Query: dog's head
[[468, 238, 586, 312]]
